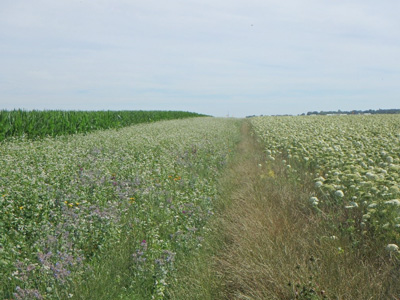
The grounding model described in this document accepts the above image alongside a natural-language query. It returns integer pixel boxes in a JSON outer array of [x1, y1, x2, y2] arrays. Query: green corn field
[[0, 110, 205, 141]]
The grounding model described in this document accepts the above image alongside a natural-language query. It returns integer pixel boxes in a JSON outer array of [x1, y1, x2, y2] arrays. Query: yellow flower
[[75, 202, 80, 206], [19, 206, 23, 210], [69, 203, 73, 207]]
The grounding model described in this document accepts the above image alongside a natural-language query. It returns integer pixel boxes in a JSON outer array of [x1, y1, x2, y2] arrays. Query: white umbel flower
[[309, 197, 319, 206], [335, 190, 344, 198], [315, 181, 323, 188], [366, 172, 377, 180], [362, 214, 371, 221], [385, 199, 400, 206], [386, 244, 399, 252], [345, 201, 358, 209]]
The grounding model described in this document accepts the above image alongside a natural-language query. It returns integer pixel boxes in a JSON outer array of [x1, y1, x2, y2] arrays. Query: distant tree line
[[304, 109, 400, 116], [245, 108, 400, 118]]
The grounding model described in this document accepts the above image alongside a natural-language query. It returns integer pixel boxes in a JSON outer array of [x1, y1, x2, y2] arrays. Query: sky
[[1, 0, 399, 117]]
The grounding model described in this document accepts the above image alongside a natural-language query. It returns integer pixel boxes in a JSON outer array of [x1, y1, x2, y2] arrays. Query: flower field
[[0, 117, 240, 299], [251, 115, 400, 253]]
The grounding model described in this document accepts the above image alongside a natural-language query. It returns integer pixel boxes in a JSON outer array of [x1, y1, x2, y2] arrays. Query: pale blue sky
[[1, 0, 399, 117]]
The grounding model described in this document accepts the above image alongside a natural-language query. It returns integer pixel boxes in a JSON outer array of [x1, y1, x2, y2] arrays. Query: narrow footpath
[[212, 120, 310, 300]]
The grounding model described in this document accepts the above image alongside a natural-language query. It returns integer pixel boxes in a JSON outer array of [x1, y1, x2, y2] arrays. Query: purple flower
[[14, 286, 43, 300]]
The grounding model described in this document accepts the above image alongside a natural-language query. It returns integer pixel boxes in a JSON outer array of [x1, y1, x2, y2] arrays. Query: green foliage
[[0, 117, 240, 299], [0, 109, 206, 141]]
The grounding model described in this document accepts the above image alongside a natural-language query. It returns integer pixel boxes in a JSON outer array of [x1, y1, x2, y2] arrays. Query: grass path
[[170, 120, 399, 299], [210, 120, 309, 299], [170, 120, 293, 299]]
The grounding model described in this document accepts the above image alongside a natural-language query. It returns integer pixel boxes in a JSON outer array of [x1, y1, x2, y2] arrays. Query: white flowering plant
[[251, 115, 400, 254]]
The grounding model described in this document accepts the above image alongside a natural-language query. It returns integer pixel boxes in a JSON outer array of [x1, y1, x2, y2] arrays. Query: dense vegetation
[[251, 114, 400, 251], [248, 114, 400, 298], [0, 110, 206, 141], [3, 113, 400, 299], [165, 116, 400, 299], [0, 117, 240, 299]]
